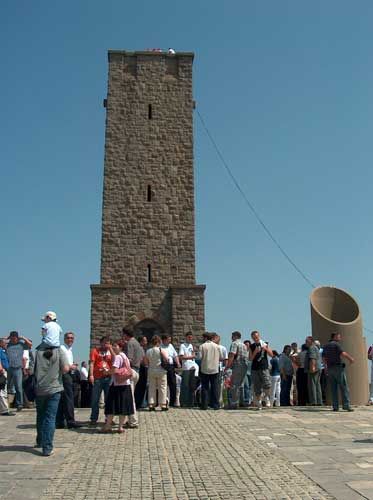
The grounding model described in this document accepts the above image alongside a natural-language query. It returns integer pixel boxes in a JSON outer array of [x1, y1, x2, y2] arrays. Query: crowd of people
[[0, 310, 373, 457]]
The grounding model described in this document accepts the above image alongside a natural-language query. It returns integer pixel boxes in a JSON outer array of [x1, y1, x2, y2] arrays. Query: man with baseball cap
[[38, 311, 62, 350]]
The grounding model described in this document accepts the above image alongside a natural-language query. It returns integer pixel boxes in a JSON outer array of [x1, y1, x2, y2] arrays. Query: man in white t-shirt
[[56, 332, 82, 429], [213, 334, 228, 408], [161, 335, 180, 407], [179, 332, 198, 407]]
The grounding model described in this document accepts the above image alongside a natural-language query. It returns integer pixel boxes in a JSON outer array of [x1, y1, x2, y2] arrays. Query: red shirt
[[90, 348, 113, 379]]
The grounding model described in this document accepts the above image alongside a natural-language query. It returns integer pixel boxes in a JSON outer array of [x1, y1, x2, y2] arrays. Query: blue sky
[[1, 1, 373, 363]]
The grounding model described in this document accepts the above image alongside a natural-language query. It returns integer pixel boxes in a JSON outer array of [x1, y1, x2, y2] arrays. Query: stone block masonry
[[90, 51, 205, 347]]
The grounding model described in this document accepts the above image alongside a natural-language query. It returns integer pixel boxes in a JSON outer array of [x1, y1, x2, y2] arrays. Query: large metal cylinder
[[310, 286, 368, 406]]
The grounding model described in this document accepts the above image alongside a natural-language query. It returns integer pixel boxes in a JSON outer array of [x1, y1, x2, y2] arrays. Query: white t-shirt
[[179, 343, 196, 371], [41, 321, 62, 347], [161, 344, 178, 365], [80, 366, 88, 380], [23, 349, 30, 369], [60, 344, 73, 366], [218, 345, 228, 371]]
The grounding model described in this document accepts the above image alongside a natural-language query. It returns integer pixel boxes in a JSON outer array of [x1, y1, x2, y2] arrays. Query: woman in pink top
[[101, 341, 134, 433]]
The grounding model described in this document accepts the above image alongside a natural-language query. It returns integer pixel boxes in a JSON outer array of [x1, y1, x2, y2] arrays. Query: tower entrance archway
[[133, 319, 164, 342]]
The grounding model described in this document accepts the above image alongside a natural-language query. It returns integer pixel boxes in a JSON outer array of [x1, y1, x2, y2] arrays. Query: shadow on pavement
[[354, 438, 373, 444], [0, 445, 40, 455], [17, 424, 36, 429]]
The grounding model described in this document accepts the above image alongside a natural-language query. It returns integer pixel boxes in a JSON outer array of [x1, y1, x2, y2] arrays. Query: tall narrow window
[[147, 185, 152, 202], [148, 104, 152, 119], [147, 264, 152, 282]]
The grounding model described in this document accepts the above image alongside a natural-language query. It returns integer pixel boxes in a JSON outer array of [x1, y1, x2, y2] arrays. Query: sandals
[[99, 426, 112, 433]]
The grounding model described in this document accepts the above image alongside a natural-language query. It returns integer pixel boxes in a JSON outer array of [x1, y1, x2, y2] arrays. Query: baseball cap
[[41, 311, 57, 321]]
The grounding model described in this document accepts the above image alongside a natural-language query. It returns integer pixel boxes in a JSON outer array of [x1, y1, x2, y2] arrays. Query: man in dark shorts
[[249, 331, 273, 409]]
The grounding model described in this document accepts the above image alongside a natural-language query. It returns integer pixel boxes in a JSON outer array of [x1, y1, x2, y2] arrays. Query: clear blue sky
[[1, 0, 373, 362]]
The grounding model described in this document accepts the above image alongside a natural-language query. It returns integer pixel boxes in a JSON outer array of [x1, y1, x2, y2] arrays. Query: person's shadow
[[354, 438, 373, 444], [0, 445, 40, 455]]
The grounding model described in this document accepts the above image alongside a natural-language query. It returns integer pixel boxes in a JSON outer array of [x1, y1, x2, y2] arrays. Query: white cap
[[41, 311, 57, 321]]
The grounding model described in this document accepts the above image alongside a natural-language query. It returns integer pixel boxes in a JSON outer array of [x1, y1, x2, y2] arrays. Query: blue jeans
[[36, 392, 61, 454], [90, 377, 111, 422], [7, 367, 23, 408], [328, 365, 351, 410], [243, 371, 252, 404]]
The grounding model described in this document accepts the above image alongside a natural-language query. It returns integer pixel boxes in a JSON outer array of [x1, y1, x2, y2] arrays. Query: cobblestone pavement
[[1, 406, 372, 499]]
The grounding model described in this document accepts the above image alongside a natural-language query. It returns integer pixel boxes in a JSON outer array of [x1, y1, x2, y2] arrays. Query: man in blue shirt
[[7, 331, 32, 411], [0, 339, 12, 416]]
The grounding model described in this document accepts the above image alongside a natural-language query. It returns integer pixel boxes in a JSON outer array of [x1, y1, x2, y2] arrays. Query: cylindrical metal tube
[[310, 286, 368, 406]]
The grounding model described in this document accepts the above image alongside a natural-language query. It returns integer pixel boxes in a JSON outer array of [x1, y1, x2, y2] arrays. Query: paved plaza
[[0, 406, 372, 500]]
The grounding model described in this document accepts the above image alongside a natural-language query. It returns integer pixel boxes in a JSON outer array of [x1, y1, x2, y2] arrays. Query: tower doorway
[[133, 319, 164, 342]]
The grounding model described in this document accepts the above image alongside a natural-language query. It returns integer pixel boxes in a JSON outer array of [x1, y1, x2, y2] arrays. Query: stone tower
[[90, 50, 206, 346]]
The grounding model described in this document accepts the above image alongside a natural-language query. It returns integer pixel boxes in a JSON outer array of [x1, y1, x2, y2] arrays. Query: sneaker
[[16, 407, 23, 412], [343, 407, 354, 412], [89, 420, 98, 426], [42, 449, 54, 457], [1, 412, 15, 416], [265, 400, 271, 408], [124, 422, 139, 429]]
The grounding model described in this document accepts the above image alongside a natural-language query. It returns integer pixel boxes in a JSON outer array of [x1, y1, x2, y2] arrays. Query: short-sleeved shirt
[[250, 340, 269, 371], [270, 356, 280, 376], [199, 341, 220, 375], [125, 338, 144, 369], [161, 344, 178, 365], [60, 344, 73, 366], [41, 321, 62, 347], [229, 340, 248, 366], [0, 348, 9, 371], [111, 353, 131, 386], [304, 345, 321, 373], [279, 353, 294, 376], [7, 342, 25, 369], [179, 343, 196, 371], [90, 348, 113, 379], [146, 347, 166, 373], [35, 347, 68, 396], [322, 341, 343, 367], [218, 345, 228, 371]]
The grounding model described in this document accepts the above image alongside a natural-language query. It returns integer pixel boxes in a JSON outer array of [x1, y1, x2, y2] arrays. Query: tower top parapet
[[108, 50, 194, 61]]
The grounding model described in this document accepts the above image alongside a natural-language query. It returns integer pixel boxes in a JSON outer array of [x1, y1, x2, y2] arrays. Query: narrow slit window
[[147, 185, 152, 202], [148, 104, 152, 119], [147, 264, 152, 282]]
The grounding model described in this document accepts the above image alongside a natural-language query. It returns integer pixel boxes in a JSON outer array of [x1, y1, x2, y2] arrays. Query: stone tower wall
[[101, 52, 196, 286], [90, 51, 205, 348]]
